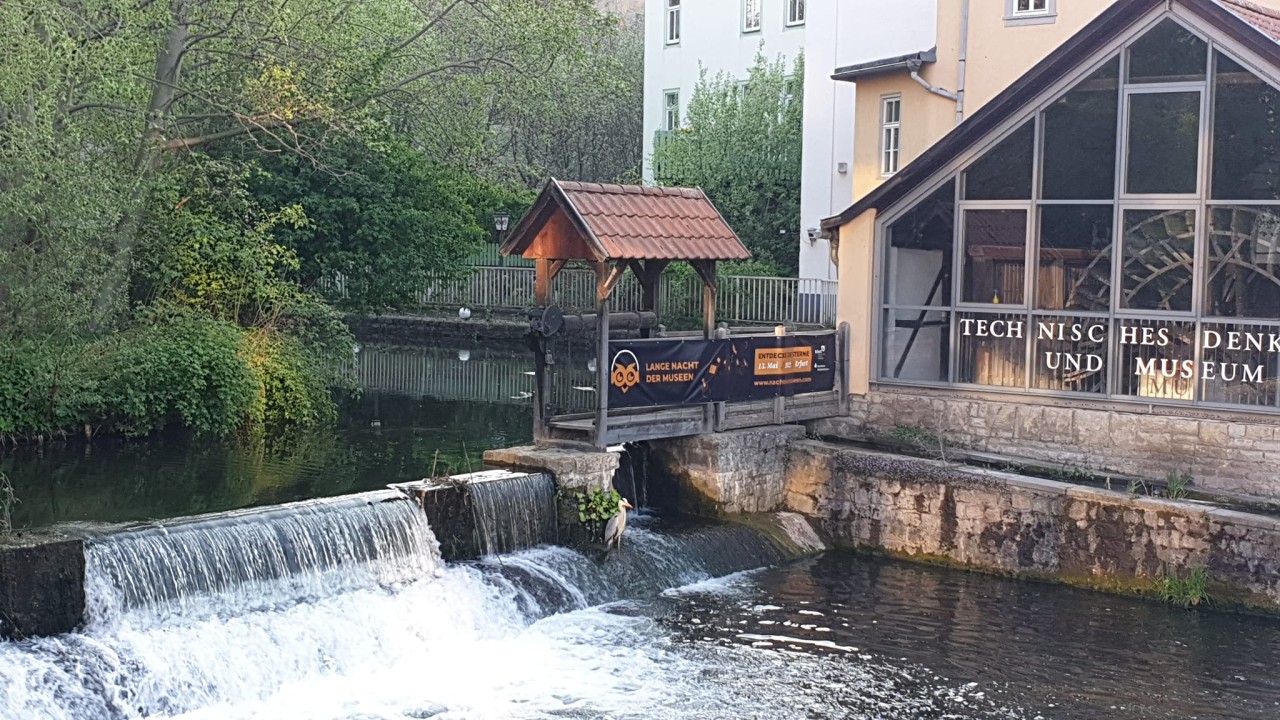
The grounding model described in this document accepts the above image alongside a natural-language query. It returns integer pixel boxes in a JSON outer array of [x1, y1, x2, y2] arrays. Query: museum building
[[824, 0, 1280, 500]]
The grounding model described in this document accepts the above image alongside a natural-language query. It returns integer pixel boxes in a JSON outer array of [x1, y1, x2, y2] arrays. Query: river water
[[4, 342, 1280, 719]]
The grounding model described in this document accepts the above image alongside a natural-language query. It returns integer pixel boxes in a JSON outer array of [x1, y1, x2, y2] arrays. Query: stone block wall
[[0, 537, 85, 639], [647, 426, 808, 515], [817, 387, 1280, 501], [785, 440, 1280, 610]]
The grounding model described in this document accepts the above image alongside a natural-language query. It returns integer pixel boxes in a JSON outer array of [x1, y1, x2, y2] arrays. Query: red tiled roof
[[1219, 0, 1280, 41], [503, 179, 750, 262]]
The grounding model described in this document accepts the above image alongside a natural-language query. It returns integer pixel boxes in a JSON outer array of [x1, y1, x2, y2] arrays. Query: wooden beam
[[534, 258, 552, 307], [548, 259, 568, 281], [630, 260, 669, 338], [597, 261, 626, 303]]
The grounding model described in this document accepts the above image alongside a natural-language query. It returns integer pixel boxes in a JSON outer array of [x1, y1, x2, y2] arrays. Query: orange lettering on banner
[[753, 347, 813, 376]]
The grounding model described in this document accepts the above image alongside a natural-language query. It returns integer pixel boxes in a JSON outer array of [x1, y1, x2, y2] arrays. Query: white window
[[666, 0, 681, 44], [743, 0, 761, 32], [787, 0, 806, 26], [1005, 0, 1056, 25], [664, 90, 680, 131], [881, 95, 901, 176]]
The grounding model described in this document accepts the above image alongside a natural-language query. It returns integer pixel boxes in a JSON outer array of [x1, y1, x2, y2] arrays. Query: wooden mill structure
[[502, 179, 846, 447]]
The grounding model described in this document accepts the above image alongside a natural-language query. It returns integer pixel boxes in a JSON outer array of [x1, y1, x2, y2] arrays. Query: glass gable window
[[876, 15, 1280, 413], [964, 122, 1034, 200], [1125, 91, 1200, 195], [1126, 19, 1207, 84], [1212, 53, 1280, 200], [1042, 59, 1119, 200]]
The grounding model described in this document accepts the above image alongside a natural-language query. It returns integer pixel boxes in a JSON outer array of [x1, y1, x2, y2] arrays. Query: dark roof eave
[[831, 49, 937, 83]]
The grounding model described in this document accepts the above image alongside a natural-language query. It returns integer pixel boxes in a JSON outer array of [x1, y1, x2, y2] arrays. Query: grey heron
[[604, 497, 635, 550]]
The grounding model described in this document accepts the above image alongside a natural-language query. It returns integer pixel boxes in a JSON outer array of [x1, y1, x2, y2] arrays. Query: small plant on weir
[[575, 488, 623, 524], [1165, 469, 1193, 500], [1158, 566, 1211, 608]]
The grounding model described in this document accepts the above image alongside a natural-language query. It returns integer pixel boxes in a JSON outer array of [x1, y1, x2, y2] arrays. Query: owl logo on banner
[[610, 350, 641, 394]]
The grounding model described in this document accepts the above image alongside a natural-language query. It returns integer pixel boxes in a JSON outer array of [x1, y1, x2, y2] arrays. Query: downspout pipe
[[956, 0, 969, 125], [907, 59, 958, 102]]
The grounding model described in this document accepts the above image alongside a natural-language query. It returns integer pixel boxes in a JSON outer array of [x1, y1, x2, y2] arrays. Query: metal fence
[[415, 266, 838, 328]]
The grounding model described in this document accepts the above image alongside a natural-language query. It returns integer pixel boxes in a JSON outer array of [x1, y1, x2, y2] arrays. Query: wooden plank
[[605, 420, 707, 445]]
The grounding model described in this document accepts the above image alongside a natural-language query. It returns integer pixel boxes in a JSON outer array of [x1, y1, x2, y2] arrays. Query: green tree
[[651, 53, 803, 274], [490, 12, 644, 185], [245, 138, 494, 312]]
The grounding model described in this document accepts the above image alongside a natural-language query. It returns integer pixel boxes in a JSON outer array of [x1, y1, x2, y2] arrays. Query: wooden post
[[690, 260, 718, 434], [530, 335, 549, 443], [631, 260, 668, 339], [534, 259, 567, 307], [595, 261, 612, 448]]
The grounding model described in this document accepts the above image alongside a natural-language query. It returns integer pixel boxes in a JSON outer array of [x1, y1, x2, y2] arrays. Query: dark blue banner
[[606, 333, 836, 409]]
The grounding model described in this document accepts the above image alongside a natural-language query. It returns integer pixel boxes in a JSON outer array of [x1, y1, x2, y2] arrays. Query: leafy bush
[[0, 314, 343, 441], [101, 316, 258, 437]]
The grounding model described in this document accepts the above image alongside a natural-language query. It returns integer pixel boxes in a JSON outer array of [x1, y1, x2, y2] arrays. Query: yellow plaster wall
[[836, 209, 876, 397]]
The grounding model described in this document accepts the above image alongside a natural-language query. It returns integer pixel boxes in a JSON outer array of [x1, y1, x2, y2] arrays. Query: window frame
[[743, 0, 762, 33], [1005, 0, 1057, 27], [786, 0, 806, 27], [663, 89, 680, 131], [870, 13, 1280, 414], [880, 94, 902, 178], [666, 0, 681, 45]]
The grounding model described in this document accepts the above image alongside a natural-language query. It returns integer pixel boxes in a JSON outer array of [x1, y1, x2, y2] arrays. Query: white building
[[641, 0, 936, 281]]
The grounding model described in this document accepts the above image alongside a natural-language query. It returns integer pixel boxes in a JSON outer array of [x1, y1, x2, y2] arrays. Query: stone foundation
[[813, 387, 1280, 501], [785, 440, 1280, 610], [483, 445, 620, 526], [647, 425, 807, 515]]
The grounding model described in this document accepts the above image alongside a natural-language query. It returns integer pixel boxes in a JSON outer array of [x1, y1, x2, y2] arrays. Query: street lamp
[[493, 211, 511, 265]]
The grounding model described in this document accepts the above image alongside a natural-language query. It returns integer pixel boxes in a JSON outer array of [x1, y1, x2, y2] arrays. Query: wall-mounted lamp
[[806, 227, 821, 245]]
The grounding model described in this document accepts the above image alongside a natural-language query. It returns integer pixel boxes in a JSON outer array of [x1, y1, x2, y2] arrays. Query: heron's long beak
[[622, 499, 634, 509]]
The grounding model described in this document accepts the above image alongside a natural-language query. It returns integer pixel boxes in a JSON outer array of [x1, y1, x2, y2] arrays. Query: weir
[[84, 490, 440, 624], [469, 471, 558, 555], [0, 502, 813, 719]]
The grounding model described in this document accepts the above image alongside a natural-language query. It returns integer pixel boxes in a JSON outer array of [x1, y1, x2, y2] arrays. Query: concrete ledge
[[483, 446, 619, 493], [785, 440, 1280, 611]]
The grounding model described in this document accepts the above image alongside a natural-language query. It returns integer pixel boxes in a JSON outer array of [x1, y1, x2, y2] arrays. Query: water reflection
[[657, 552, 1280, 719], [1, 344, 534, 529]]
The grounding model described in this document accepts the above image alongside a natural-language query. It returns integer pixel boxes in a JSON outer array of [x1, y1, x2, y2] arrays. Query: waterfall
[[468, 472, 558, 556], [0, 514, 796, 720], [84, 489, 441, 626]]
